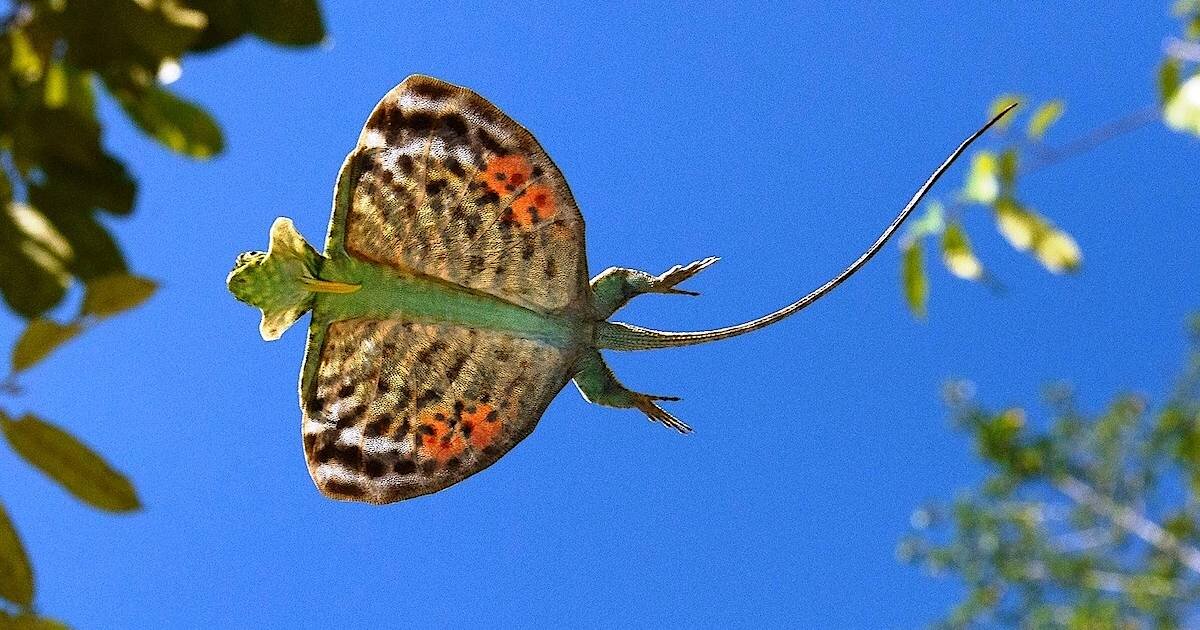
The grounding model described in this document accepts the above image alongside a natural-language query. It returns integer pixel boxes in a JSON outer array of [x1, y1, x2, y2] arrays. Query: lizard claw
[[650, 256, 719, 296]]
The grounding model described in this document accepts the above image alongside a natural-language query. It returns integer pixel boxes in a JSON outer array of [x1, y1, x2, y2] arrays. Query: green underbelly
[[311, 254, 580, 346]]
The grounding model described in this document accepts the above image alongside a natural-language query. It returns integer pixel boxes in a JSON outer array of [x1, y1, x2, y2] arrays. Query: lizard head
[[227, 217, 319, 341]]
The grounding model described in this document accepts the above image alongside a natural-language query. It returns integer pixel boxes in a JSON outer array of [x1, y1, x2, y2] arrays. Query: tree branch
[[1056, 474, 1200, 575]]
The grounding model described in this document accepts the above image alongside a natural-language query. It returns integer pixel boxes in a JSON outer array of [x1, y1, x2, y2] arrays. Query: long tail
[[596, 104, 1016, 352]]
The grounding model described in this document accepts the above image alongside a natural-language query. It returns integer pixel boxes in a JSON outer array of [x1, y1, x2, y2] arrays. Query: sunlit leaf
[[7, 30, 42, 82], [0, 414, 140, 512], [0, 500, 33, 608], [81, 274, 157, 317], [941, 221, 984, 281], [988, 94, 1023, 130], [1033, 229, 1082, 273], [42, 62, 68, 108], [11, 319, 82, 372], [114, 85, 223, 158], [902, 241, 928, 319], [0, 209, 70, 318], [1164, 74, 1200, 136], [1026, 100, 1064, 140], [994, 200, 1081, 274], [906, 201, 945, 241], [962, 151, 1000, 205]]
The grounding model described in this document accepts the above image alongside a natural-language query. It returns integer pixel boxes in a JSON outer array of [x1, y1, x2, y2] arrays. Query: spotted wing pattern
[[301, 318, 579, 504], [332, 75, 589, 315]]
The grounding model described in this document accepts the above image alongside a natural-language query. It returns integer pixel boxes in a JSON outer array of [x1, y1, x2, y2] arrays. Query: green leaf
[[962, 151, 1000, 205], [0, 500, 33, 608], [998, 149, 1018, 188], [7, 29, 42, 82], [0, 207, 71, 318], [0, 414, 140, 512], [42, 61, 68, 109], [11, 319, 83, 372], [114, 85, 223, 159], [81, 274, 157, 317], [1160, 59, 1182, 105], [905, 201, 945, 241], [988, 94, 1023, 130], [1026, 100, 1064, 140], [941, 221, 984, 281], [994, 200, 1081, 274], [902, 241, 928, 319], [244, 0, 325, 46], [184, 0, 326, 50], [1164, 74, 1200, 137], [0, 614, 69, 630]]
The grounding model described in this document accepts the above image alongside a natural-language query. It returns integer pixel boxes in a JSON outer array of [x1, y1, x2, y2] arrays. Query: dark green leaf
[[82, 274, 157, 317], [1159, 59, 1182, 105], [34, 152, 137, 216], [183, 0, 325, 50], [0, 499, 33, 607], [50, 0, 204, 73], [902, 241, 928, 319], [244, 0, 325, 46], [0, 414, 140, 512], [0, 614, 69, 630], [0, 211, 69, 318], [113, 85, 223, 158], [11, 319, 83, 372]]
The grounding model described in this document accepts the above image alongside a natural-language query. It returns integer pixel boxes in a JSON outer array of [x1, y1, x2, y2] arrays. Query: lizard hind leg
[[589, 256, 719, 319], [572, 350, 692, 434]]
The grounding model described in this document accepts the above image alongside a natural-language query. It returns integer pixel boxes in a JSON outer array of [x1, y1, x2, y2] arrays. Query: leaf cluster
[[900, 325, 1200, 627]]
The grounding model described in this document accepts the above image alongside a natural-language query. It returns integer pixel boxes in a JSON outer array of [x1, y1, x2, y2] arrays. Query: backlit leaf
[[988, 94, 1023, 130], [12, 319, 82, 372], [962, 151, 1000, 205], [0, 414, 140, 512], [1026, 100, 1064, 140], [1164, 74, 1200, 136], [906, 201, 945, 241], [7, 30, 42, 82], [994, 200, 1081, 274], [0, 500, 33, 607], [82, 274, 157, 317], [941, 222, 983, 281], [902, 241, 929, 319], [114, 85, 223, 159]]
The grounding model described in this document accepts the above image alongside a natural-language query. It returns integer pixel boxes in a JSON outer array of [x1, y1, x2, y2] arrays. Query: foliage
[[899, 3, 1200, 318], [900, 319, 1200, 627], [0, 0, 324, 624]]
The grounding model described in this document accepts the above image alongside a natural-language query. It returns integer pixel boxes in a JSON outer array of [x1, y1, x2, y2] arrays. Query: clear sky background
[[2, 2, 1197, 628]]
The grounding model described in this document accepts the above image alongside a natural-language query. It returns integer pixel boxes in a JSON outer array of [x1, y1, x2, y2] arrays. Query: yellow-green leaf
[[0, 500, 33, 607], [906, 201, 945, 241], [1026, 100, 1064, 140], [1164, 74, 1200, 136], [11, 319, 82, 372], [998, 149, 1018, 188], [902, 242, 928, 319], [988, 94, 1023, 130], [994, 200, 1081, 274], [81, 274, 157, 317], [1034, 228, 1082, 273], [962, 151, 1000, 205], [7, 30, 42, 82], [0, 414, 140, 512], [42, 62, 68, 109], [941, 222, 983, 281], [114, 85, 224, 159]]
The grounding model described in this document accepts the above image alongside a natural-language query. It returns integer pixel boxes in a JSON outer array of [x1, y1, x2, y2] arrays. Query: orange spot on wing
[[462, 404, 502, 450], [508, 184, 557, 227], [480, 155, 532, 196], [419, 414, 466, 464]]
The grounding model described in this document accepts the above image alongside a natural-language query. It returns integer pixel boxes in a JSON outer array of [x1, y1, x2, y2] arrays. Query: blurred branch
[[1056, 475, 1200, 575]]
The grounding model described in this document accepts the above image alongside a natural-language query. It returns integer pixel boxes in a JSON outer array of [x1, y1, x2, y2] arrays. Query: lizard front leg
[[589, 256, 718, 319]]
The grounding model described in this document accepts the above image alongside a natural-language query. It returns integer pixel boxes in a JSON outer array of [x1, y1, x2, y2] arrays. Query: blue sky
[[3, 2, 1198, 627]]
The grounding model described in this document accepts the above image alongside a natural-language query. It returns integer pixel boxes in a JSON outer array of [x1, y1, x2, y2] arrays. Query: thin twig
[[1022, 106, 1161, 175]]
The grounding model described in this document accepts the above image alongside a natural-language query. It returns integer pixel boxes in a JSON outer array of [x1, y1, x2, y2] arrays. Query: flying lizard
[[227, 75, 1012, 504]]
